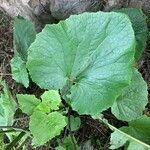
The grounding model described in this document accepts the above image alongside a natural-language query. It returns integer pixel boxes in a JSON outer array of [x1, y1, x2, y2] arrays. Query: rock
[[0, 0, 41, 28], [28, 0, 104, 21], [104, 0, 126, 11], [28, 0, 56, 24], [50, 0, 103, 20], [0, 0, 103, 25], [28, 0, 49, 16]]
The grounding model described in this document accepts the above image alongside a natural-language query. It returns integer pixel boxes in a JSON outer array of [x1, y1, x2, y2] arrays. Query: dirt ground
[[0, 1, 150, 149]]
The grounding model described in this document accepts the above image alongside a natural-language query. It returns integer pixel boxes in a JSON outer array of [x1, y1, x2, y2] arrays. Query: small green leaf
[[111, 69, 148, 121], [110, 115, 150, 150], [27, 12, 135, 115], [11, 55, 29, 88], [69, 116, 81, 131], [17, 94, 40, 115], [56, 146, 66, 150], [58, 136, 79, 150], [11, 17, 36, 87], [41, 90, 61, 111], [34, 101, 51, 113], [29, 111, 67, 147], [115, 8, 148, 60], [0, 81, 17, 126]]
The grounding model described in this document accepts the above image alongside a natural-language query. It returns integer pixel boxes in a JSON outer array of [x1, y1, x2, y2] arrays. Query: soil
[[0, 1, 150, 149]]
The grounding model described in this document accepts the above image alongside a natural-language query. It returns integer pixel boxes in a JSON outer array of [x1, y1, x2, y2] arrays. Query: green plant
[[1, 8, 149, 149], [17, 91, 67, 147], [11, 17, 36, 87], [110, 115, 150, 149]]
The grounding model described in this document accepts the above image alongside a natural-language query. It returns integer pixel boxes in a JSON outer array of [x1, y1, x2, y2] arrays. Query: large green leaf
[[115, 8, 148, 60], [110, 115, 150, 150], [111, 69, 148, 121], [0, 81, 17, 126], [17, 94, 40, 115], [27, 12, 135, 115], [11, 17, 36, 87], [29, 111, 67, 146]]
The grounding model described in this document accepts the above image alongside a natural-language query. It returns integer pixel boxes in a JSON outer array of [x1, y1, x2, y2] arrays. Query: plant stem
[[0, 129, 17, 133], [97, 117, 150, 149], [5, 131, 26, 150], [0, 126, 27, 133], [17, 137, 29, 150], [68, 109, 78, 150]]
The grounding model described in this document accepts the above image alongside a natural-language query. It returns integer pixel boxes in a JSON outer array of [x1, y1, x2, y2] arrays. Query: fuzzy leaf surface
[[111, 69, 148, 121], [41, 90, 61, 110], [29, 111, 67, 146], [27, 12, 135, 115], [17, 94, 40, 115]]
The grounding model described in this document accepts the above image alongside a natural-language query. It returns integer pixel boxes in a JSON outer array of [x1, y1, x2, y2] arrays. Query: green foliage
[[0, 134, 5, 150], [115, 8, 148, 60], [41, 90, 61, 111], [9, 10, 149, 149], [30, 111, 67, 146], [56, 146, 66, 150], [110, 115, 150, 150], [13, 17, 36, 61], [11, 55, 29, 88], [56, 136, 79, 150], [17, 90, 61, 114], [17, 90, 67, 147], [111, 69, 148, 121], [17, 94, 40, 115], [11, 17, 36, 87], [0, 81, 17, 126], [27, 12, 136, 115], [69, 116, 81, 131]]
